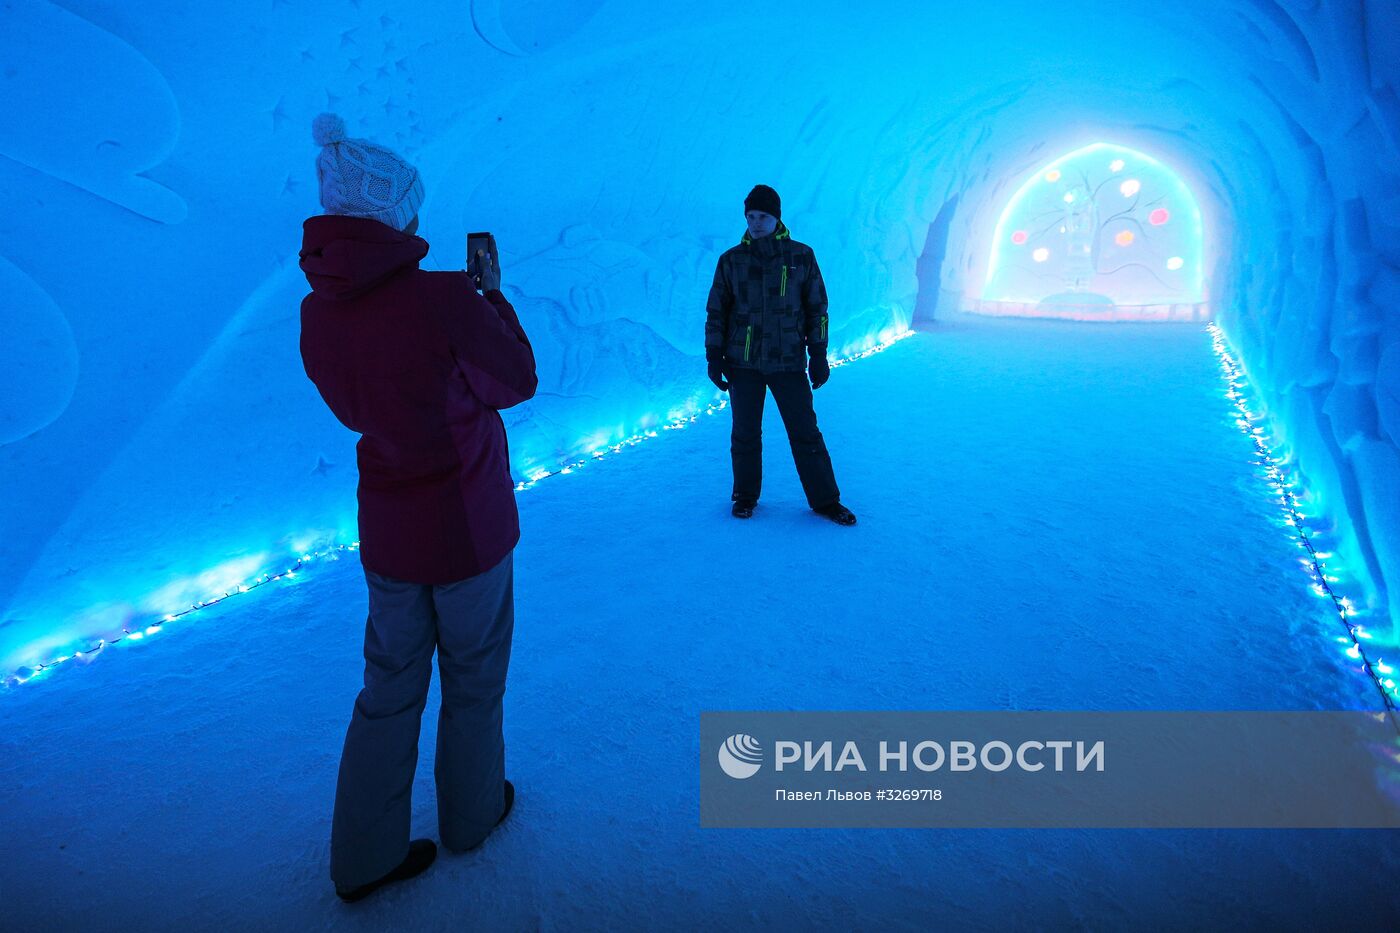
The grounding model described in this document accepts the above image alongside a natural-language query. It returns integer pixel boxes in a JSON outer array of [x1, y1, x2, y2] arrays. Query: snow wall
[[2, 0, 1398, 674]]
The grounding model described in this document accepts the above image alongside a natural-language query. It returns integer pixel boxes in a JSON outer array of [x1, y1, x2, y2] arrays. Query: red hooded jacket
[[299, 214, 537, 583]]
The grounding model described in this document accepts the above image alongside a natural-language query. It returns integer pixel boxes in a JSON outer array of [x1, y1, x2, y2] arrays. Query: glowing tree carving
[[983, 143, 1204, 310]]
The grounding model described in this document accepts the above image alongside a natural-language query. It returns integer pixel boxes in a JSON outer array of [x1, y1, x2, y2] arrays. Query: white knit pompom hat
[[312, 113, 424, 231]]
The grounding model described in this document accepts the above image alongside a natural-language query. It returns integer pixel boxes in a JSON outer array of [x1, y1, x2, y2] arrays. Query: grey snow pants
[[329, 549, 514, 888]]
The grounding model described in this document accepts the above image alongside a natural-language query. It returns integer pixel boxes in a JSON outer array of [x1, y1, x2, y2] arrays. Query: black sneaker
[[814, 502, 857, 526], [336, 838, 437, 903], [732, 499, 757, 518]]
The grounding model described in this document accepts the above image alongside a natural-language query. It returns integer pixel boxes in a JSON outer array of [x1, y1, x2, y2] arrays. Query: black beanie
[[744, 184, 781, 221]]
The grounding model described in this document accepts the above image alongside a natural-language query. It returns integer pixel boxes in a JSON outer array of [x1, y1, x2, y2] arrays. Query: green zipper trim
[[820, 315, 827, 342], [780, 265, 788, 297], [744, 325, 752, 361]]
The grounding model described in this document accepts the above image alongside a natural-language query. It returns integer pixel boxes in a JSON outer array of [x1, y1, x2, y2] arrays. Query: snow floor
[[4, 312, 1400, 930]]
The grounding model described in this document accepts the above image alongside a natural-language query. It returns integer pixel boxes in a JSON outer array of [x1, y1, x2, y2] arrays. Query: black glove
[[808, 351, 830, 390], [707, 353, 730, 392]]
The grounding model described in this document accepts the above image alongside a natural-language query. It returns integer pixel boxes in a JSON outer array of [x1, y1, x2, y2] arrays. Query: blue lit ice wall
[[1, 0, 1398, 671]]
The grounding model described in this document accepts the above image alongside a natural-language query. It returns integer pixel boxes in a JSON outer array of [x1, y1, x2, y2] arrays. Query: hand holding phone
[[466, 231, 501, 292]]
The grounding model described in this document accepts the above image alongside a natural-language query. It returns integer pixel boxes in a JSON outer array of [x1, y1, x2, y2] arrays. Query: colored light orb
[[1167, 256, 1184, 270], [1032, 247, 1050, 262], [1011, 230, 1028, 245], [1110, 159, 1125, 172], [1120, 179, 1141, 197], [1115, 230, 1135, 246], [1149, 207, 1170, 225], [1045, 169, 1061, 182]]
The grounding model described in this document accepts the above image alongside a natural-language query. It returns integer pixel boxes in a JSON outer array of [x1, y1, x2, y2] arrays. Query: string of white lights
[[4, 329, 916, 688], [1208, 323, 1400, 731], [511, 329, 915, 491], [2, 542, 361, 688]]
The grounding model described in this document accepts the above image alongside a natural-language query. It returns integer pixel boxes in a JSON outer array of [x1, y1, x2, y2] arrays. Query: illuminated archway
[[975, 142, 1207, 322]]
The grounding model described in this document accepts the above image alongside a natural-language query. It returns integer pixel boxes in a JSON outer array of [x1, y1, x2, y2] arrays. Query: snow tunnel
[[0, 0, 1396, 692], [5, 0, 1400, 924]]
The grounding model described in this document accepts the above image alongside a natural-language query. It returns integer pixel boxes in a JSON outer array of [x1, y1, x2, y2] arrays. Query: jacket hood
[[300, 214, 429, 300]]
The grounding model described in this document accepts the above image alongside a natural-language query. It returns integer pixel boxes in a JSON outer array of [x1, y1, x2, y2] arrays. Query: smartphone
[[466, 231, 496, 283]]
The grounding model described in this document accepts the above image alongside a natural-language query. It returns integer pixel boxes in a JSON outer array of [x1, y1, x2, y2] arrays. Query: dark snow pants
[[330, 549, 514, 888], [727, 367, 840, 509]]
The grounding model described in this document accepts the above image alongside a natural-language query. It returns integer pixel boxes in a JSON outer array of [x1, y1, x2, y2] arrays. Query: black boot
[[336, 839, 437, 903], [732, 499, 757, 519], [814, 502, 856, 526], [452, 779, 515, 854]]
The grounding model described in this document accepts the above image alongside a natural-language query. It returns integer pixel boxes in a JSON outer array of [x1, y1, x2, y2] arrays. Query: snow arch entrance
[[972, 142, 1208, 322]]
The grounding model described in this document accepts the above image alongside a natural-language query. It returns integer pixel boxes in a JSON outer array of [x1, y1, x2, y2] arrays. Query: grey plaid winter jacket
[[704, 223, 829, 373]]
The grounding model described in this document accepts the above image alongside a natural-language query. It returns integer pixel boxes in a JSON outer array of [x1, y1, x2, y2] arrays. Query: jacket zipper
[[780, 264, 788, 297], [744, 325, 752, 362]]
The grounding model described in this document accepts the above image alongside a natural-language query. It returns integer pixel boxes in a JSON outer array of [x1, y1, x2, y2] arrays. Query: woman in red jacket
[[298, 113, 537, 903]]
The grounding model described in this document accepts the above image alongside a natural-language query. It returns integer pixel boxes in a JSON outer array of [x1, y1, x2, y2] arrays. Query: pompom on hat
[[312, 113, 424, 232]]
